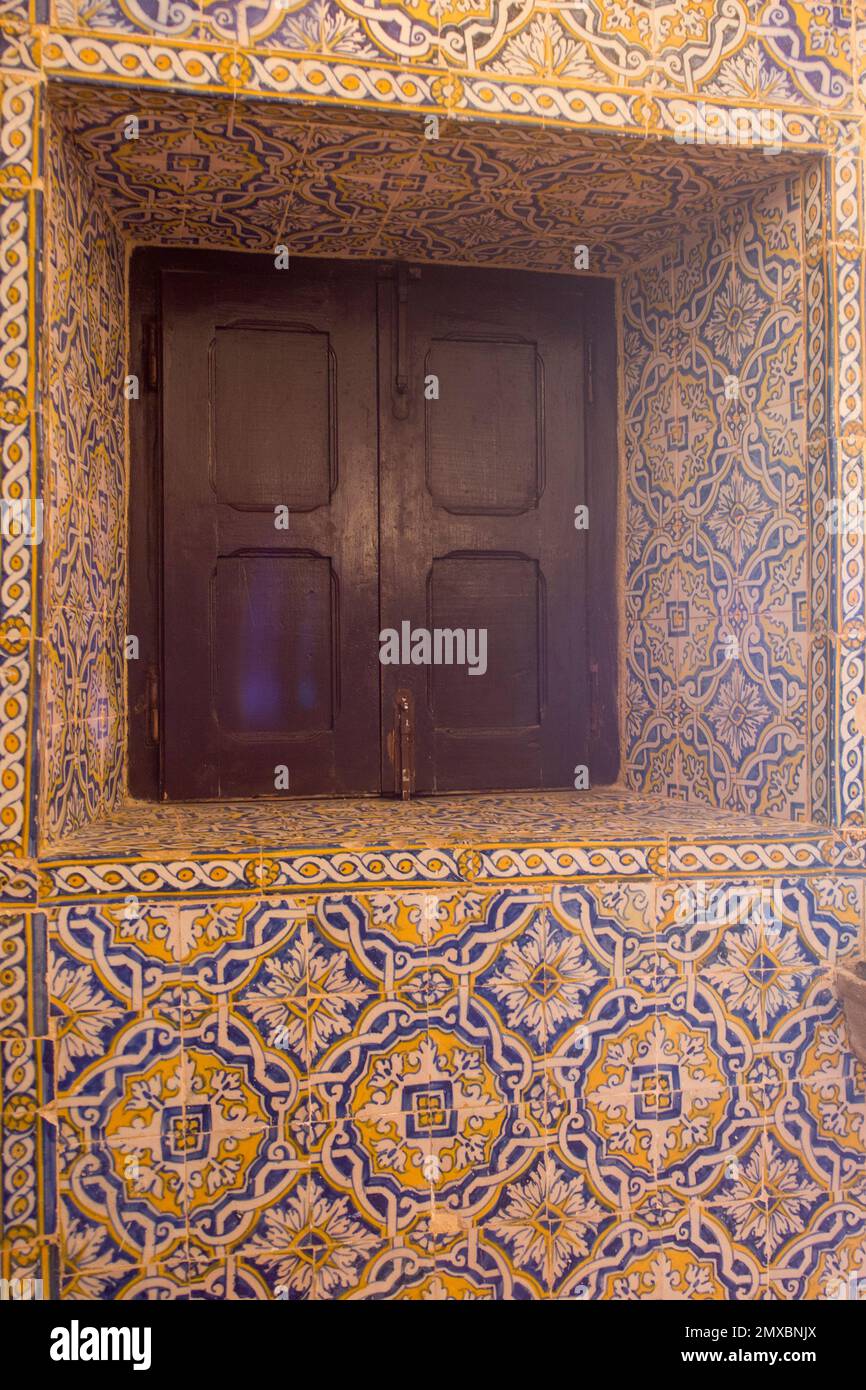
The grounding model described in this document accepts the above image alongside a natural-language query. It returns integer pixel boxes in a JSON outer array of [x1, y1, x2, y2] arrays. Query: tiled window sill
[[40, 787, 822, 863]]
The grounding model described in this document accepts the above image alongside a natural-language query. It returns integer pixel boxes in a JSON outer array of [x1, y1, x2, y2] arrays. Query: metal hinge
[[144, 319, 159, 391], [392, 264, 420, 419], [132, 664, 159, 744], [590, 661, 600, 740]]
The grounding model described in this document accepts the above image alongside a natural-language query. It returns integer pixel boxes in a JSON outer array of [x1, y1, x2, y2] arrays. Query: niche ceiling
[[49, 83, 810, 273]]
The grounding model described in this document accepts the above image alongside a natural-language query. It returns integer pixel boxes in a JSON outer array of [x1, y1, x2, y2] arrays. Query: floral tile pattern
[[46, 83, 814, 275], [40, 103, 126, 843], [625, 172, 828, 822], [42, 2, 856, 113], [42, 881, 866, 1298]]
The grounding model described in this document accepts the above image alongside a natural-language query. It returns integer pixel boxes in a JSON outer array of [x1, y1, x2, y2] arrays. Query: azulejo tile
[[41, 865, 866, 1297], [552, 882, 658, 977], [767, 1202, 866, 1299], [758, 977, 857, 1083], [237, 1168, 386, 1301], [319, 885, 540, 972], [371, 1248, 502, 1301], [42, 106, 126, 844], [58, 1062, 308, 1270], [0, 911, 46, 1037], [473, 903, 610, 1055], [54, 1001, 183, 1128], [709, 1116, 862, 1275], [0, 858, 38, 905], [315, 1102, 543, 1241], [768, 1064, 866, 1193], [553, 995, 762, 1202], [49, 901, 183, 1017], [625, 171, 816, 823], [631, 1183, 690, 1235], [657, 876, 862, 977], [650, 1214, 767, 1299], [57, 1193, 140, 1300], [1, 1036, 55, 1245], [747, 1, 854, 108], [568, 1208, 763, 1299], [476, 1148, 615, 1298]]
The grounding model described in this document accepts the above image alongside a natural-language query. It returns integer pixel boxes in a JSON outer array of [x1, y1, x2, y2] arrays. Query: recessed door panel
[[212, 554, 334, 737], [212, 327, 333, 510], [428, 554, 541, 729], [425, 339, 541, 514]]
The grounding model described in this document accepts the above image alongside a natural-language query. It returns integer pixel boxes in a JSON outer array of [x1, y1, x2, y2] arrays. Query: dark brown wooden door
[[161, 261, 380, 798], [378, 265, 590, 792]]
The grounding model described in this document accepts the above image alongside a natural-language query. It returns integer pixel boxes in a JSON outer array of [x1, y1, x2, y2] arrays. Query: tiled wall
[[0, 0, 861, 856], [38, 106, 126, 842], [625, 171, 825, 822], [37, 1, 857, 113], [48, 878, 866, 1299], [0, 1, 861, 853], [1, 0, 865, 1302]]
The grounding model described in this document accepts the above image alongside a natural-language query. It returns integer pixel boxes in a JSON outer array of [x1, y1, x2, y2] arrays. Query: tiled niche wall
[[625, 169, 828, 822], [34, 86, 827, 844], [38, 104, 126, 842]]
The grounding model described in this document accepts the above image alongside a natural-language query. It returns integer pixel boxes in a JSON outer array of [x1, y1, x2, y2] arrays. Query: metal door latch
[[390, 687, 415, 799]]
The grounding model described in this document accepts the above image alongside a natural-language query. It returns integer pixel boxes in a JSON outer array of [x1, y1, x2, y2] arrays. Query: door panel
[[212, 554, 335, 735], [427, 554, 542, 729], [161, 261, 379, 798], [379, 265, 588, 793], [426, 339, 542, 513], [212, 327, 334, 509]]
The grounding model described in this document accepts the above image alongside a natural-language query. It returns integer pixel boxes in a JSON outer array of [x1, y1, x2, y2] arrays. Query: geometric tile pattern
[[48, 83, 813, 276], [36, 788, 818, 860], [624, 172, 825, 822], [46, 877, 866, 1299], [39, 103, 126, 843], [0, 78, 38, 857], [34, 830, 866, 903], [30, 788, 866, 905], [43, 2, 856, 114]]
